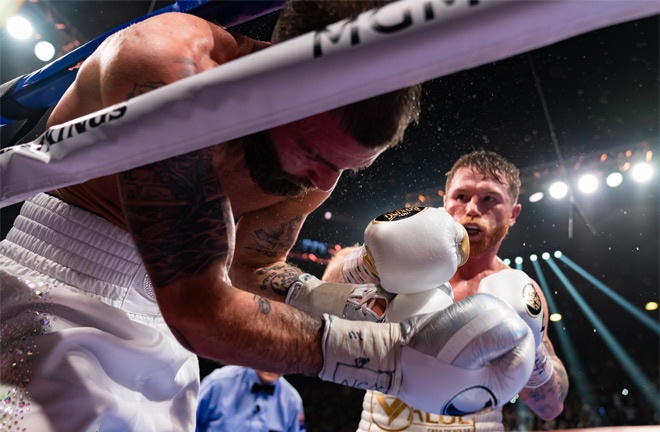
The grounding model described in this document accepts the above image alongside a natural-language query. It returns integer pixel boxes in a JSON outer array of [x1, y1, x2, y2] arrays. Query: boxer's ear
[[509, 203, 522, 226]]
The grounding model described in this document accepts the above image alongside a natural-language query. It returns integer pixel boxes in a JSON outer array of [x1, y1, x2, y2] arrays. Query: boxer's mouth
[[463, 223, 482, 236]]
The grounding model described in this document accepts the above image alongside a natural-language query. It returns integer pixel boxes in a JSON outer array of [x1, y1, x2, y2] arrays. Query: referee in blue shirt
[[196, 365, 306, 432]]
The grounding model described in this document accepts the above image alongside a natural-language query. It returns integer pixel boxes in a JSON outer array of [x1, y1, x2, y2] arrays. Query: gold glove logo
[[369, 393, 476, 431], [373, 206, 425, 222]]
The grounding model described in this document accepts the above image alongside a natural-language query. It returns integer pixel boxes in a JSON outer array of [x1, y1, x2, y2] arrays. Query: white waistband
[[1, 193, 159, 316]]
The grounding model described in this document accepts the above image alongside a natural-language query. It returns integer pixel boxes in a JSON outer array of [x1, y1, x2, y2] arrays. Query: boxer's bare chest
[[451, 279, 481, 302]]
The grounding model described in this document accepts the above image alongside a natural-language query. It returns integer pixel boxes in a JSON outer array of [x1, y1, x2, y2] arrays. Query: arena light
[[631, 161, 653, 183], [541, 252, 551, 260], [545, 256, 659, 410], [558, 253, 659, 335], [606, 172, 623, 188], [646, 302, 659, 311], [554, 250, 562, 258], [577, 173, 598, 194], [502, 258, 511, 266], [34, 40, 56, 62], [549, 313, 563, 322], [528, 191, 544, 203], [549, 181, 568, 199], [529, 257, 595, 410], [529, 254, 538, 262], [7, 15, 33, 40]]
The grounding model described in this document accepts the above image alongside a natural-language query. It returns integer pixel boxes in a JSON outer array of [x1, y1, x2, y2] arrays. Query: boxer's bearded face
[[444, 167, 520, 257], [467, 221, 510, 256], [241, 114, 385, 198], [242, 131, 315, 198]]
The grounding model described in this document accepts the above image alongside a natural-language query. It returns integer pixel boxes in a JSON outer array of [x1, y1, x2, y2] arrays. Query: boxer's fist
[[478, 269, 544, 346], [478, 269, 553, 388], [319, 294, 535, 415], [363, 207, 469, 294]]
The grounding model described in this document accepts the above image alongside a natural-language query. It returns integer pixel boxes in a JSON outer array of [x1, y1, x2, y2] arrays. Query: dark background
[[1, 1, 658, 430]]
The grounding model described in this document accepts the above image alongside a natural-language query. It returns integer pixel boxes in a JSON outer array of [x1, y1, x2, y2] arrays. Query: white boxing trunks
[[0, 193, 199, 432], [358, 390, 504, 432]]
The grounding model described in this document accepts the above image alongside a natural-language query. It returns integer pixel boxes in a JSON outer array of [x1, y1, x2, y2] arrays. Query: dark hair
[[445, 150, 522, 203], [272, 0, 421, 149]]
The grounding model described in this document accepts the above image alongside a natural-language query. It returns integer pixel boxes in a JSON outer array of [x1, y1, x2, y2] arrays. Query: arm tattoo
[[256, 264, 304, 296], [253, 295, 272, 315], [119, 148, 233, 288], [248, 216, 303, 258]]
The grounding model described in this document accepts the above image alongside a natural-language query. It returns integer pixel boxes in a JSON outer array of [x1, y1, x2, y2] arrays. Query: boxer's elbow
[[521, 384, 567, 421], [155, 275, 237, 360], [536, 402, 564, 421]]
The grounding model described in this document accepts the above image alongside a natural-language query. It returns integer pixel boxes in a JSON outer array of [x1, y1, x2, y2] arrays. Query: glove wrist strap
[[286, 274, 355, 318], [319, 314, 402, 395]]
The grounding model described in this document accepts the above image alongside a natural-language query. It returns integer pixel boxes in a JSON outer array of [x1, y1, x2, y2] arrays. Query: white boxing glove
[[478, 269, 553, 388], [385, 282, 454, 323], [356, 206, 469, 294], [319, 294, 536, 415], [286, 274, 394, 322]]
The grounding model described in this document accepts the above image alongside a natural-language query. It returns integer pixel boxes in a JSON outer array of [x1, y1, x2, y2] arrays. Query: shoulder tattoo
[[119, 147, 232, 287], [126, 56, 200, 99], [253, 295, 272, 315]]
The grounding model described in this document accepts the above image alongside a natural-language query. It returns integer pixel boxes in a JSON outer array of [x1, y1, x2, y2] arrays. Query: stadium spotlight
[[34, 40, 55, 61], [606, 172, 623, 188], [542, 252, 551, 260], [7, 15, 33, 40], [528, 191, 544, 203], [549, 181, 568, 199], [631, 162, 653, 183], [577, 174, 598, 194], [554, 250, 562, 258], [549, 313, 563, 322], [530, 254, 538, 262]]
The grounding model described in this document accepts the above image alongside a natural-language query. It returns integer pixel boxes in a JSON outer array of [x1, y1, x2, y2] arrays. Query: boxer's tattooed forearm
[[256, 264, 304, 296], [120, 148, 233, 287], [248, 216, 303, 258], [524, 359, 569, 417], [253, 295, 272, 314]]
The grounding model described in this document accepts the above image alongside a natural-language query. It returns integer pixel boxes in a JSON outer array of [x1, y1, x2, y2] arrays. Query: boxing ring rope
[[0, 0, 657, 207]]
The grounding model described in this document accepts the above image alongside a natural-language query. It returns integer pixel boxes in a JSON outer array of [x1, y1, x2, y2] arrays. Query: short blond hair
[[445, 150, 521, 203]]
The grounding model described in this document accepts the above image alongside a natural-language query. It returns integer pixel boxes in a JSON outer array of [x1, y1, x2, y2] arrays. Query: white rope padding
[[1, 0, 657, 207]]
